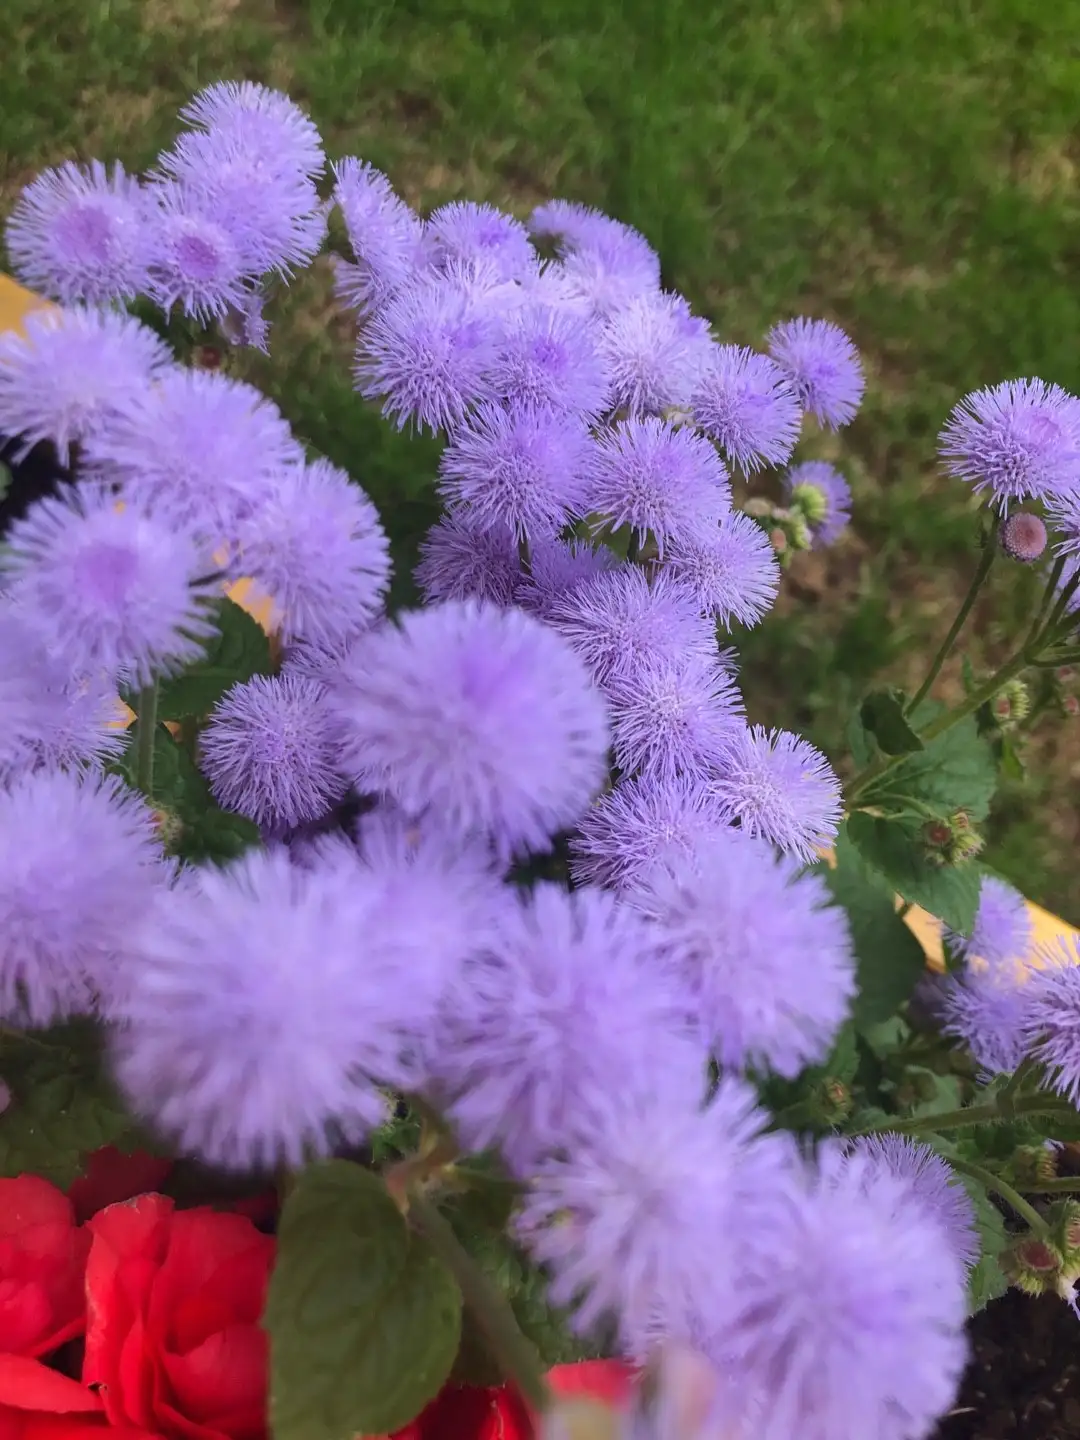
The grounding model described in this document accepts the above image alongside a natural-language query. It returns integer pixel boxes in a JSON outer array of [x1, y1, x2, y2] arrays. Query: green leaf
[[0, 1019, 145, 1186], [846, 813, 982, 935], [154, 597, 273, 721], [859, 689, 924, 756], [266, 1161, 462, 1440], [861, 705, 997, 821], [821, 834, 927, 1027], [847, 707, 874, 768], [925, 1134, 1009, 1314], [998, 734, 1026, 783], [0, 462, 10, 503]]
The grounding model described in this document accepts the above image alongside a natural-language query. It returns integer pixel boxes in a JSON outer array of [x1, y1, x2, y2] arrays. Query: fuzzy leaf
[[152, 597, 274, 722], [266, 1161, 462, 1440], [860, 706, 997, 821], [859, 689, 924, 756], [821, 833, 928, 1027], [846, 813, 982, 935]]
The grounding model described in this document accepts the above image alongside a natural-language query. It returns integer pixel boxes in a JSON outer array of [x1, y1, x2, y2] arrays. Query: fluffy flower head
[[664, 512, 781, 628], [425, 201, 537, 282], [415, 511, 522, 607], [528, 201, 661, 288], [939, 379, 1080, 507], [783, 460, 852, 548], [178, 81, 326, 180], [1001, 510, 1048, 563], [488, 300, 612, 420], [766, 318, 864, 428], [144, 182, 253, 323], [331, 158, 423, 313], [513, 537, 616, 619], [711, 725, 842, 863], [944, 873, 1033, 967], [607, 657, 745, 784], [690, 346, 802, 473], [1020, 939, 1080, 1105], [597, 291, 713, 415], [570, 773, 731, 890], [845, 1134, 979, 1271]]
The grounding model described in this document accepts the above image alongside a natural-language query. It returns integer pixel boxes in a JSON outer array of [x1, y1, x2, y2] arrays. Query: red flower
[[0, 1178, 89, 1360], [81, 1195, 274, 1440], [67, 1153, 174, 1228], [393, 1362, 636, 1440]]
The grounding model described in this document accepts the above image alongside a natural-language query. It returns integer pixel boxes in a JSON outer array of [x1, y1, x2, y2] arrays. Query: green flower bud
[[789, 481, 829, 527]]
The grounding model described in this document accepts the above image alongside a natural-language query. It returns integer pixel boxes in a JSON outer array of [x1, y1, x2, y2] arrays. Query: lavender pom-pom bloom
[[114, 846, 431, 1170], [665, 511, 781, 628], [690, 345, 802, 473], [437, 401, 594, 540], [939, 379, 1080, 507], [513, 537, 615, 619], [711, 725, 843, 863], [354, 270, 500, 434], [5, 160, 149, 305], [548, 566, 717, 686], [0, 770, 162, 1025], [608, 657, 745, 785], [3, 486, 218, 688], [235, 457, 391, 648], [143, 182, 253, 324], [944, 873, 1033, 967], [435, 882, 704, 1173], [178, 81, 326, 181], [571, 773, 730, 890], [0, 308, 171, 468], [627, 830, 854, 1077], [597, 291, 713, 415], [82, 368, 301, 538], [415, 511, 522, 608], [942, 966, 1032, 1076], [585, 418, 731, 558], [518, 1075, 792, 1351], [331, 158, 423, 314], [705, 1146, 967, 1440], [527, 200, 661, 287], [783, 460, 853, 548], [199, 674, 350, 834], [330, 600, 610, 856], [425, 201, 536, 282], [1020, 938, 1080, 1104], [767, 318, 865, 429], [489, 301, 612, 421], [846, 1134, 979, 1271]]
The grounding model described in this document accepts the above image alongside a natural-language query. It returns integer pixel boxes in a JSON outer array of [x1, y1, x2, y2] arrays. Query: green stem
[[906, 513, 1001, 716], [626, 531, 641, 564], [850, 1092, 1075, 1137], [135, 682, 159, 799], [1027, 554, 1067, 645], [947, 1154, 1050, 1236], [1035, 557, 1080, 646], [999, 1056, 1041, 1112], [517, 535, 532, 577], [407, 1189, 550, 1414], [1017, 1176, 1080, 1195]]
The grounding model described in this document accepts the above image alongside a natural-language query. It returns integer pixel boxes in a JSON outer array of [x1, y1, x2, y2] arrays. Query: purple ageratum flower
[[221, 288, 271, 353], [415, 510, 522, 607], [82, 367, 301, 539], [527, 201, 661, 288], [112, 846, 431, 1170], [939, 379, 1080, 508], [143, 181, 252, 323], [782, 460, 853, 548], [487, 300, 613, 421], [944, 873, 1033, 967], [607, 656, 745, 785], [570, 772, 731, 890], [1001, 510, 1048, 562], [1020, 938, 1080, 1104], [5, 161, 149, 305], [513, 536, 617, 620], [597, 291, 714, 416], [548, 565, 718, 687], [152, 130, 326, 279], [437, 401, 595, 541], [2, 485, 218, 688], [234, 457, 391, 648], [424, 201, 537, 283], [703, 1145, 968, 1440], [711, 725, 843, 864], [766, 318, 865, 429], [354, 269, 500, 434], [518, 1075, 794, 1352], [0, 604, 125, 780], [664, 511, 781, 628], [434, 881, 705, 1174], [690, 345, 802, 473], [178, 81, 326, 181], [845, 1134, 979, 1271], [0, 307, 171, 468], [627, 829, 854, 1077], [330, 600, 610, 856], [554, 248, 661, 321], [331, 158, 424, 314], [585, 417, 732, 559], [941, 966, 1032, 1076], [0, 769, 162, 1025], [198, 674, 350, 834]]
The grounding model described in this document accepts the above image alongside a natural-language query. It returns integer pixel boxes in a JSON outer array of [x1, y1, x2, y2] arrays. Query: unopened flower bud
[[769, 527, 788, 555], [1002, 1234, 1061, 1296], [193, 345, 224, 371], [152, 808, 185, 851], [816, 1077, 853, 1122], [1057, 665, 1076, 686], [922, 819, 953, 849], [743, 497, 773, 519], [991, 679, 1030, 727], [1064, 694, 1080, 718], [1014, 1144, 1059, 1187], [947, 828, 985, 865], [1001, 511, 1048, 563], [790, 481, 829, 527]]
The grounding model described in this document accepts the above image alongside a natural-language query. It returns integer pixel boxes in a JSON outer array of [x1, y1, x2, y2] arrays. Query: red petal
[[547, 1362, 636, 1408], [68, 1151, 174, 1227], [165, 1244, 274, 1355], [147, 1210, 271, 1350], [83, 1195, 173, 1396], [159, 1324, 267, 1425], [0, 1358, 102, 1416], [0, 1183, 73, 1241]]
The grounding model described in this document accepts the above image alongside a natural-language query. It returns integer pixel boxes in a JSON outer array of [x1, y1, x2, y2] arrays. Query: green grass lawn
[[4, 0, 1080, 915]]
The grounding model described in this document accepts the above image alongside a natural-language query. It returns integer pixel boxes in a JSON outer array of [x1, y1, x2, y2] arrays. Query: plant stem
[[1016, 1176, 1080, 1194], [517, 535, 532, 577], [946, 1154, 1050, 1237], [906, 513, 1001, 716], [1027, 554, 1067, 645], [407, 1189, 550, 1414], [998, 1056, 1041, 1112], [626, 531, 641, 564], [134, 682, 159, 798], [850, 1092, 1075, 1137]]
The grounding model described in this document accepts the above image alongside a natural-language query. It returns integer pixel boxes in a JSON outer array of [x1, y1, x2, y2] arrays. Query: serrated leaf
[[153, 597, 273, 721], [846, 813, 982, 935], [861, 706, 997, 821], [821, 832, 928, 1027], [859, 689, 924, 756], [266, 1161, 462, 1440]]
